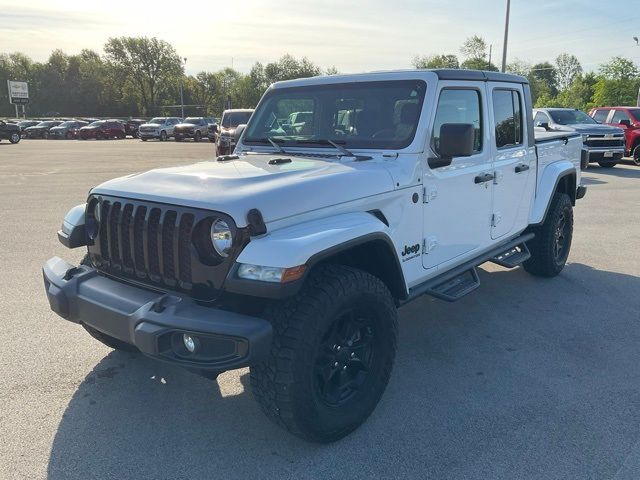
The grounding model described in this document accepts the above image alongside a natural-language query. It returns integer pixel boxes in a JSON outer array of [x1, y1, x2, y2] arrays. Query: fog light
[[183, 334, 197, 353]]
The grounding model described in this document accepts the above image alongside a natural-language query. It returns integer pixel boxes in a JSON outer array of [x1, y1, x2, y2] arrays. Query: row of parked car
[[533, 106, 640, 167], [1, 109, 255, 156]]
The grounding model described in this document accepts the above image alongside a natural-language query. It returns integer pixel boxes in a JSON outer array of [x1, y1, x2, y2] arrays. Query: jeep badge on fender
[[43, 69, 586, 443]]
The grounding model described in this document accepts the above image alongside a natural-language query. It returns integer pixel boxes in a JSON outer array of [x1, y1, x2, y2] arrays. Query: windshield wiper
[[295, 139, 372, 161], [245, 137, 288, 154]]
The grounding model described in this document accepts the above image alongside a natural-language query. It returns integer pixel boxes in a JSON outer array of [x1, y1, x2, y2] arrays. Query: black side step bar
[[403, 232, 535, 305], [490, 242, 531, 269]]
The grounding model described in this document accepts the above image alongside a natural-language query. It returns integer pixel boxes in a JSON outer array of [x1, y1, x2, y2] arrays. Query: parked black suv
[[0, 120, 21, 144], [23, 120, 63, 139]]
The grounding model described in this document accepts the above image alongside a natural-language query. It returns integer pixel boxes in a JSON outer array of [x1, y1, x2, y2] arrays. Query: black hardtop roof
[[432, 69, 529, 84]]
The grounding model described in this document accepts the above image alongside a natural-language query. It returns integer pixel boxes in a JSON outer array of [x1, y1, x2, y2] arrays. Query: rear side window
[[592, 109, 610, 123], [493, 89, 522, 149], [432, 89, 482, 154]]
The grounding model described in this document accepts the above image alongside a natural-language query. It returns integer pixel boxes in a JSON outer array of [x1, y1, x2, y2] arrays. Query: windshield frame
[[548, 109, 597, 125], [243, 79, 427, 151]]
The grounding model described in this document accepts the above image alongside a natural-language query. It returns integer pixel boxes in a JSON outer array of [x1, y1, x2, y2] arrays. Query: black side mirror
[[536, 121, 550, 130], [619, 119, 631, 127], [429, 123, 475, 169], [234, 124, 247, 143]]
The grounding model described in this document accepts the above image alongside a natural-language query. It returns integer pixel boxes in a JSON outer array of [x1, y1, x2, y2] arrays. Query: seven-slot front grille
[[94, 198, 195, 289]]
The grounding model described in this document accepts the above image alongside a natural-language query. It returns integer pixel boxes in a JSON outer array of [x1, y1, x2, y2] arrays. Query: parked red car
[[589, 107, 640, 165], [78, 120, 126, 140]]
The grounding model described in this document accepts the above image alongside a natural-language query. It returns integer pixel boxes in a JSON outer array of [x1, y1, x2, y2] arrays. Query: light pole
[[501, 0, 511, 73], [179, 57, 187, 118]]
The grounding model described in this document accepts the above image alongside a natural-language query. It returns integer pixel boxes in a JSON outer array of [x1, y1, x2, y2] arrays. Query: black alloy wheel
[[314, 308, 376, 407]]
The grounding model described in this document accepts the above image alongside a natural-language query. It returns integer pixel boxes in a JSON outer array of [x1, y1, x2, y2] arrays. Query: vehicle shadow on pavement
[[47, 263, 640, 480], [590, 165, 640, 178]]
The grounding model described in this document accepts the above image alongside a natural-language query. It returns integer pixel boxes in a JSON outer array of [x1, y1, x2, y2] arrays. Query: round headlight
[[210, 218, 233, 257]]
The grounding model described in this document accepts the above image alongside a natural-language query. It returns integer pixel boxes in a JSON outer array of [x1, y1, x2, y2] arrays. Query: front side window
[[432, 88, 482, 154], [611, 110, 630, 124], [222, 112, 253, 128], [493, 89, 523, 149], [244, 80, 426, 150]]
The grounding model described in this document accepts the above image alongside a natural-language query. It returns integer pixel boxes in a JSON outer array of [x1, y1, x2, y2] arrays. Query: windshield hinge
[[382, 152, 399, 159]]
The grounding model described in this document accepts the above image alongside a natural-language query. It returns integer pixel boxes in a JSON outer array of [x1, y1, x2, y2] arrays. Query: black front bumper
[[43, 257, 272, 373]]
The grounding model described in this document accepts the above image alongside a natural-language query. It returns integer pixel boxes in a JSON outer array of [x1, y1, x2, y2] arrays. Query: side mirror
[[536, 121, 550, 130], [429, 123, 475, 169], [619, 119, 631, 127], [234, 124, 247, 143]]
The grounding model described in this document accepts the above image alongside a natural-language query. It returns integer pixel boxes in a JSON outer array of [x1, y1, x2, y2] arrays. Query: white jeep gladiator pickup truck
[[43, 69, 586, 443]]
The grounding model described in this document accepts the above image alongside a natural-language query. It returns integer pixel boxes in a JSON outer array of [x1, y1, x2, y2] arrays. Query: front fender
[[529, 161, 576, 225], [236, 212, 392, 269], [58, 204, 87, 248]]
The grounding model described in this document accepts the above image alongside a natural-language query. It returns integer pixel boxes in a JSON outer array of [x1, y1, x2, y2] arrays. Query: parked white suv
[[44, 69, 586, 443], [138, 117, 182, 141]]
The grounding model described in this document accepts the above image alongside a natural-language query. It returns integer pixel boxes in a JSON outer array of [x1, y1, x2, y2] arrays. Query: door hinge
[[491, 212, 502, 227], [423, 185, 437, 203], [493, 170, 503, 184]]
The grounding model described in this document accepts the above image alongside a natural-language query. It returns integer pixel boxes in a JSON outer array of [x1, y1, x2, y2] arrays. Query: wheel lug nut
[[350, 352, 355, 358], [337, 346, 341, 351], [342, 365, 347, 370], [334, 362, 339, 367]]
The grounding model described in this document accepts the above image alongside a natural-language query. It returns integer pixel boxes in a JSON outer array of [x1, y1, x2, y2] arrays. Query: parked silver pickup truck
[[533, 108, 625, 168]]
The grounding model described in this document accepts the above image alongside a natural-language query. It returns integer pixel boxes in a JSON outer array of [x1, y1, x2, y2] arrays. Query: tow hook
[[151, 294, 181, 313]]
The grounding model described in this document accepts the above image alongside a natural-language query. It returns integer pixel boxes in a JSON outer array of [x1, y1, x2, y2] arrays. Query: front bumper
[[582, 146, 625, 167], [42, 257, 272, 373]]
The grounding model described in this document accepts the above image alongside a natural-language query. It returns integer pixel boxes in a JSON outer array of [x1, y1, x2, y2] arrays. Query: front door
[[422, 82, 494, 269], [488, 84, 535, 239]]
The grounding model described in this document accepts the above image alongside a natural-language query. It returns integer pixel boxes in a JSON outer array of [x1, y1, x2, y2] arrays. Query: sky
[[1, 0, 639, 75]]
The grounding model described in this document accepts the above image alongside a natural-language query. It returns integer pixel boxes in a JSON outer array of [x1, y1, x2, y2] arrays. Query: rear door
[[422, 82, 494, 269], [488, 84, 536, 239]]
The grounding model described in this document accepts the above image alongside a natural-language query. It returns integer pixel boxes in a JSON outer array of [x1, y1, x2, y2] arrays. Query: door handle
[[474, 173, 495, 184], [515, 164, 530, 173]]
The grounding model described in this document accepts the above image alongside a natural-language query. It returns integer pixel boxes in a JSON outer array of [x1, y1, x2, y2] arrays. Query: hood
[[80, 125, 100, 130], [49, 126, 68, 132], [90, 153, 394, 226], [25, 125, 47, 131], [140, 123, 161, 128], [175, 123, 196, 129], [552, 123, 624, 135]]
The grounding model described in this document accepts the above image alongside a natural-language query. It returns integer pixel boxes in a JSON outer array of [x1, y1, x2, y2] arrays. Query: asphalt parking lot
[[1, 139, 639, 480]]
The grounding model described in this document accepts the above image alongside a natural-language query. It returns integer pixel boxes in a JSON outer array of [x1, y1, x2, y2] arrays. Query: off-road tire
[[632, 145, 640, 166], [598, 161, 617, 168], [523, 192, 573, 277], [250, 264, 398, 443], [79, 255, 139, 353]]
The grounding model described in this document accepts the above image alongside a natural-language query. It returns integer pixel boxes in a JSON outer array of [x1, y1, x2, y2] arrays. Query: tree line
[[2, 35, 639, 118]]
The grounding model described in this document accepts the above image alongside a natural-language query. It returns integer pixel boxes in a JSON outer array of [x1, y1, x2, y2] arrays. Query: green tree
[[592, 77, 640, 107], [104, 37, 184, 114], [555, 73, 597, 110], [599, 56, 639, 80], [460, 35, 488, 60], [412, 54, 460, 69], [555, 53, 582, 91], [530, 62, 558, 97], [460, 58, 498, 71]]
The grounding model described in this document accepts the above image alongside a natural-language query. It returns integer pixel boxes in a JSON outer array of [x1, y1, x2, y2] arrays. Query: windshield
[[149, 117, 165, 124], [222, 112, 253, 128], [549, 110, 596, 125], [627, 109, 640, 122], [183, 118, 201, 124], [244, 80, 426, 150]]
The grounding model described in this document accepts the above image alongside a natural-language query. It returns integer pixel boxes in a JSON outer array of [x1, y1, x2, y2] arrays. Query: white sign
[[7, 81, 29, 105]]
